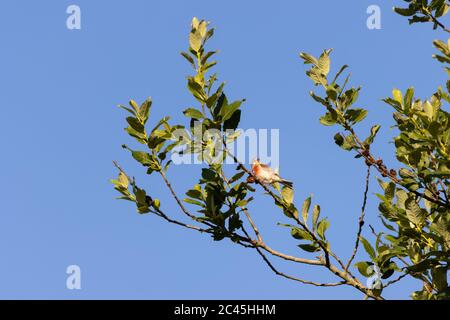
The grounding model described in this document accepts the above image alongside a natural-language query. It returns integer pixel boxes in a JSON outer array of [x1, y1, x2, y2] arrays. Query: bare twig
[[384, 272, 409, 288], [151, 207, 254, 248], [345, 165, 371, 271], [241, 227, 346, 287], [241, 208, 263, 243], [159, 170, 197, 220], [255, 241, 324, 266], [151, 208, 210, 233]]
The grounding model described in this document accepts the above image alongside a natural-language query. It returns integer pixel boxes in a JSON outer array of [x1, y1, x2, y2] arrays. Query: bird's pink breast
[[252, 165, 263, 175]]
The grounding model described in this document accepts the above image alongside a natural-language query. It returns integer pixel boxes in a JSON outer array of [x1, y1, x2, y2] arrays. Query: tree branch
[[241, 226, 347, 287], [343, 124, 450, 209], [422, 6, 450, 33], [221, 142, 384, 299]]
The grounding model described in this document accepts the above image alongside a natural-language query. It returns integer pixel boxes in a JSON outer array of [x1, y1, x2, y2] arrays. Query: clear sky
[[0, 0, 448, 299]]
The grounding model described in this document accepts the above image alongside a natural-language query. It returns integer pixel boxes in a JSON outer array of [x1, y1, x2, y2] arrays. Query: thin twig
[[151, 207, 253, 248], [159, 169, 217, 229], [345, 165, 371, 271], [255, 241, 324, 266], [241, 208, 263, 243], [159, 170, 197, 220], [384, 272, 409, 288], [241, 227, 346, 287], [152, 207, 209, 233], [422, 7, 450, 33]]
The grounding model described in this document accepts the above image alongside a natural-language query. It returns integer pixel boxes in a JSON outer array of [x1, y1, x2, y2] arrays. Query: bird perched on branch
[[250, 159, 293, 187]]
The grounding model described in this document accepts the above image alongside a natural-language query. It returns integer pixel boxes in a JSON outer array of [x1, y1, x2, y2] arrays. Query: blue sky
[[0, 0, 447, 299]]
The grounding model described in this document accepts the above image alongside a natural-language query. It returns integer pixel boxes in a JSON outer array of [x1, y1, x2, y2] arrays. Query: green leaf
[[334, 133, 356, 151], [186, 189, 203, 200], [118, 172, 129, 187], [423, 100, 435, 120], [198, 20, 207, 38], [118, 104, 136, 116], [332, 64, 349, 84], [187, 77, 207, 102], [392, 89, 403, 106], [132, 151, 153, 166], [229, 171, 245, 184], [364, 124, 381, 146], [405, 197, 426, 226], [319, 112, 337, 126], [310, 91, 329, 106], [399, 168, 415, 179], [298, 244, 320, 252], [342, 88, 360, 107], [312, 205, 320, 232], [318, 49, 331, 75], [334, 133, 344, 146], [355, 261, 375, 277], [317, 218, 329, 240], [385, 182, 396, 201], [301, 196, 311, 223], [201, 51, 217, 65], [125, 126, 147, 144], [291, 227, 313, 241], [345, 108, 368, 124], [181, 51, 195, 67], [360, 236, 376, 260], [220, 100, 243, 122], [306, 69, 327, 86], [383, 98, 402, 110], [404, 87, 414, 108], [183, 108, 204, 119], [212, 92, 227, 119], [189, 30, 202, 52], [183, 198, 204, 206], [191, 17, 200, 29], [228, 214, 243, 231], [223, 109, 241, 130], [393, 7, 417, 16], [201, 168, 216, 181], [129, 100, 140, 113], [138, 98, 152, 123], [432, 266, 448, 292], [133, 186, 150, 214], [299, 52, 318, 65], [282, 186, 294, 204], [126, 117, 145, 133]]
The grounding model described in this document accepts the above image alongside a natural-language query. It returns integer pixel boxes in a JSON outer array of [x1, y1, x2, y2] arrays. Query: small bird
[[250, 159, 293, 187]]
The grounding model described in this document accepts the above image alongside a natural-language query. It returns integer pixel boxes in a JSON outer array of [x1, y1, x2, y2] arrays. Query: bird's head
[[251, 158, 261, 170]]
